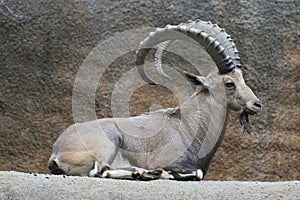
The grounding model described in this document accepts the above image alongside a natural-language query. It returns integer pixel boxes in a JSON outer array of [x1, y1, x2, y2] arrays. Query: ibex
[[48, 20, 262, 181]]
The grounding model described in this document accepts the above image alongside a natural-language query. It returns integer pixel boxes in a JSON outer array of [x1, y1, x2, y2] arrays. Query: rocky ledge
[[0, 171, 299, 200]]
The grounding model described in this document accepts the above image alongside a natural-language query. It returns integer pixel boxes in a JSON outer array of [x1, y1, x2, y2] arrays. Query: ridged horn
[[154, 40, 174, 79], [136, 20, 241, 84]]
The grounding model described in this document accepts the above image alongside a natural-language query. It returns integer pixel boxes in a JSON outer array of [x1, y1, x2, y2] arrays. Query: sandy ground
[[0, 171, 299, 200]]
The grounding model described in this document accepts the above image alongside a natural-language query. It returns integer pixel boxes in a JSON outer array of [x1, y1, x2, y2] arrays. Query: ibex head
[[136, 20, 262, 134]]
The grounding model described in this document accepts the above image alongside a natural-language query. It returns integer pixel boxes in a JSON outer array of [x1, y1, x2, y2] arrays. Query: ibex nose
[[253, 101, 262, 112], [245, 101, 262, 114]]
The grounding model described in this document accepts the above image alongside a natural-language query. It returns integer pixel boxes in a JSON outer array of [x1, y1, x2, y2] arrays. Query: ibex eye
[[225, 82, 235, 89]]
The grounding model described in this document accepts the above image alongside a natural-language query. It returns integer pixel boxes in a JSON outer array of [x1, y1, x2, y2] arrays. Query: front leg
[[139, 168, 174, 180], [101, 167, 173, 180], [139, 168, 204, 181], [169, 169, 204, 181], [101, 167, 143, 180], [99, 165, 203, 181]]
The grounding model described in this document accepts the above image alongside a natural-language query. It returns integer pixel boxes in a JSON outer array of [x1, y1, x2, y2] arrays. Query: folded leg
[[169, 169, 204, 181], [88, 161, 110, 177], [101, 167, 173, 180], [92, 162, 203, 181]]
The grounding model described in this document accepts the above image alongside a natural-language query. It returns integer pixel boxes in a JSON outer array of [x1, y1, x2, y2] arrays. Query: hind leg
[[88, 161, 111, 177]]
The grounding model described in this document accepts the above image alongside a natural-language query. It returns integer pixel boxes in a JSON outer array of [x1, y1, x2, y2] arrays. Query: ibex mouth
[[244, 107, 258, 115]]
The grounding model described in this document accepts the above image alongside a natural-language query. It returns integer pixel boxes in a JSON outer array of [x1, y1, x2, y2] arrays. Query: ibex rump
[[48, 20, 262, 181]]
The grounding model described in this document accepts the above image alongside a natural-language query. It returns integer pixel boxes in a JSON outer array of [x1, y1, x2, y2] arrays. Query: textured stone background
[[0, 0, 299, 181]]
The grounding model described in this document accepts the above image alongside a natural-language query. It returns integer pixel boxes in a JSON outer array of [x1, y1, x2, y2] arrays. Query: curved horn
[[136, 20, 241, 84], [154, 40, 173, 79]]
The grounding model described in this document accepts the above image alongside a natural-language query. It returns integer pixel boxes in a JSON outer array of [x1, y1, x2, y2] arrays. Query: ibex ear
[[183, 72, 208, 89]]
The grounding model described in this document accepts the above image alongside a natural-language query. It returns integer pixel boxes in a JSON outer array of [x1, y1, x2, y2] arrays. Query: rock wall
[[0, 0, 299, 181]]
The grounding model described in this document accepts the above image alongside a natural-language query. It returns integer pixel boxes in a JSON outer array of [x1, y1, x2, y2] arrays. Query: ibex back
[[48, 20, 262, 181]]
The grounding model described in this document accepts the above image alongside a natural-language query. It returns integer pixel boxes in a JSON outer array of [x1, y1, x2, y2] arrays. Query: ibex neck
[[179, 88, 229, 156]]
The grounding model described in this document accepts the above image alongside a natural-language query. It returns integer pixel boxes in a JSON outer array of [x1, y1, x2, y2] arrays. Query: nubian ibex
[[48, 20, 262, 181]]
